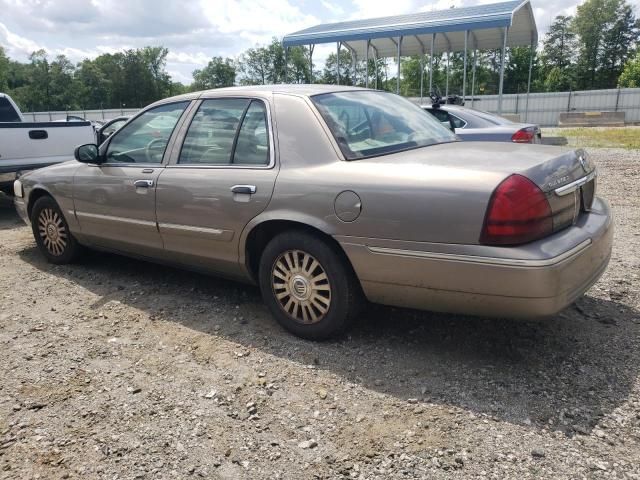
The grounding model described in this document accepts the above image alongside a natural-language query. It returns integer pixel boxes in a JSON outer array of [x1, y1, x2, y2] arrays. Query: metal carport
[[282, 0, 538, 114]]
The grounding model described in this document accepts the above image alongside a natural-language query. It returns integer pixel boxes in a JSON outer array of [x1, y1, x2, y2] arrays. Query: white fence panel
[[23, 109, 140, 122]]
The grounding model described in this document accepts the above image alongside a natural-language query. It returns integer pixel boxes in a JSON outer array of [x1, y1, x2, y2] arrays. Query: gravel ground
[[0, 148, 639, 480]]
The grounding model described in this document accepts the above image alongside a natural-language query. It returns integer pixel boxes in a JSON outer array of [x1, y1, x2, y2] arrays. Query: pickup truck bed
[[0, 121, 95, 193]]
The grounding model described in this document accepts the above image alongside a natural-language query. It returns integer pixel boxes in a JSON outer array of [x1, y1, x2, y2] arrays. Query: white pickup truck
[[0, 93, 96, 194]]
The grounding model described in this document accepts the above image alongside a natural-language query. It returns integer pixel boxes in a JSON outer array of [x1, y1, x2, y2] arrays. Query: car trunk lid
[[359, 141, 596, 238]]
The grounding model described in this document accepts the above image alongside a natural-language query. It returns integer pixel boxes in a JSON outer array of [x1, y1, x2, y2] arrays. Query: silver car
[[14, 86, 612, 340], [423, 104, 542, 143]]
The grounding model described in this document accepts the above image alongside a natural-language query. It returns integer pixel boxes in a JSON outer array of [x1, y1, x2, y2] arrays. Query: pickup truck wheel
[[259, 231, 362, 340], [31, 196, 82, 264]]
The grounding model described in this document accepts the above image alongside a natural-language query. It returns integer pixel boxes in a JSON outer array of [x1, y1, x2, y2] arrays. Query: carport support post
[[365, 40, 370, 88], [429, 34, 435, 93], [471, 48, 477, 108], [284, 46, 288, 83], [336, 42, 342, 85], [462, 30, 468, 102], [498, 27, 508, 115], [374, 47, 379, 89], [419, 51, 425, 104], [525, 41, 534, 122], [445, 51, 450, 97], [309, 44, 314, 83], [352, 51, 357, 86], [396, 36, 402, 94]]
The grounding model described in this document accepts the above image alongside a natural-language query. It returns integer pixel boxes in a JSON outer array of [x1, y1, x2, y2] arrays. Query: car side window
[[0, 97, 21, 122], [232, 101, 269, 165], [449, 114, 466, 129], [105, 102, 189, 164], [178, 98, 251, 165]]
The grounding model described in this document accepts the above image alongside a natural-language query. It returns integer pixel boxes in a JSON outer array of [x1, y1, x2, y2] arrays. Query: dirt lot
[[1, 148, 639, 479]]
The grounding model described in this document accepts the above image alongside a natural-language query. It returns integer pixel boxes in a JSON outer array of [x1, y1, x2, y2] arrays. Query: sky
[[1, 0, 639, 84]]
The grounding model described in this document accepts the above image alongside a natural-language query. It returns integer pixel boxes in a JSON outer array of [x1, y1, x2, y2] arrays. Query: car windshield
[[312, 91, 457, 160]]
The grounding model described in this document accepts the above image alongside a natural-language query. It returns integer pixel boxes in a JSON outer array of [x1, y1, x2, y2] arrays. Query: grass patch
[[547, 127, 640, 149]]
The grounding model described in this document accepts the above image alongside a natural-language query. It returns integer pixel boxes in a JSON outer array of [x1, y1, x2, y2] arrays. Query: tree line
[[0, 0, 638, 112]]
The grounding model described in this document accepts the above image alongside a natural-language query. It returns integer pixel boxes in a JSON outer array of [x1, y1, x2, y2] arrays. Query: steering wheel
[[145, 138, 165, 163]]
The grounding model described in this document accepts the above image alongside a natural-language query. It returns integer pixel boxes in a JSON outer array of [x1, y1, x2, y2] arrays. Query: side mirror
[[74, 144, 100, 164]]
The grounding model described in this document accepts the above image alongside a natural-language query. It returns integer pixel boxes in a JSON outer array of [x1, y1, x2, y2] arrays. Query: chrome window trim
[[96, 163, 164, 168], [159, 222, 225, 235], [555, 170, 597, 197], [367, 238, 592, 267], [75, 211, 157, 228], [168, 96, 276, 170]]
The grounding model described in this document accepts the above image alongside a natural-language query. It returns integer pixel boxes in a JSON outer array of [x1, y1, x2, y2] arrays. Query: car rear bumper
[[337, 197, 613, 318]]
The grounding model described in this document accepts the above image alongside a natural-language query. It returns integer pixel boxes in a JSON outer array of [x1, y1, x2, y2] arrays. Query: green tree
[[74, 59, 110, 109], [541, 15, 576, 69], [192, 57, 236, 90], [239, 46, 271, 85], [0, 46, 9, 91], [49, 55, 76, 109], [618, 51, 640, 86], [322, 49, 356, 85], [505, 47, 539, 93], [573, 0, 640, 89], [600, 1, 640, 87]]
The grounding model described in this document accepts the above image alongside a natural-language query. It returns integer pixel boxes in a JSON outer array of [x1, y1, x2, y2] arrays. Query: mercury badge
[[578, 154, 588, 172]]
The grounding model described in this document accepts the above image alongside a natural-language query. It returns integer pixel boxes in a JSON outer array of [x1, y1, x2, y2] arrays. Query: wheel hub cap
[[271, 250, 332, 324], [37, 208, 67, 256], [290, 275, 310, 300]]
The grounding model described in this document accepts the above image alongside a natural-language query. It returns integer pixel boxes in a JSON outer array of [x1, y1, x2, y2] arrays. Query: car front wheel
[[31, 196, 83, 264], [259, 231, 362, 340]]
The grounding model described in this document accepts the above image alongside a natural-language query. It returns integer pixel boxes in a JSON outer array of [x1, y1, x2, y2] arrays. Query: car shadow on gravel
[[0, 194, 22, 230], [19, 243, 640, 438]]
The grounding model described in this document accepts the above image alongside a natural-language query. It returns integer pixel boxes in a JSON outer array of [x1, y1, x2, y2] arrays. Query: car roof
[[149, 85, 376, 108]]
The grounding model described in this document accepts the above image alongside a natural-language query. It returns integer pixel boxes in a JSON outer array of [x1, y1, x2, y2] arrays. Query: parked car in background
[[0, 93, 96, 195], [423, 102, 542, 144], [14, 86, 612, 340]]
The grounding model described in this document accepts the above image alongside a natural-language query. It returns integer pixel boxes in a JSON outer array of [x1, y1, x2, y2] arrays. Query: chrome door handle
[[134, 179, 154, 188], [231, 185, 257, 194]]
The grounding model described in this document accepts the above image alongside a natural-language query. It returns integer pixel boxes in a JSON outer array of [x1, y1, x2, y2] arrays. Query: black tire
[[258, 230, 363, 340], [30, 196, 83, 264]]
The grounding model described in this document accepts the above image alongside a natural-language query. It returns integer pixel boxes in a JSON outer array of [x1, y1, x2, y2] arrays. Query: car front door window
[[105, 102, 189, 164]]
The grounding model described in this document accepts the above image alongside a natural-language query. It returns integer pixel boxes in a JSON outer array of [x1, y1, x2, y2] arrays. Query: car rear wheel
[[259, 230, 362, 340], [31, 196, 83, 264]]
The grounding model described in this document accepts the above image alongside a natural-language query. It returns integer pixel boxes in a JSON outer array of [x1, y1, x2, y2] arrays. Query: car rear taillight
[[480, 174, 552, 245], [511, 127, 535, 143]]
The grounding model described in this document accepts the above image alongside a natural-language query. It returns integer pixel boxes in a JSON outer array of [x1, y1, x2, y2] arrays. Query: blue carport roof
[[283, 0, 537, 57]]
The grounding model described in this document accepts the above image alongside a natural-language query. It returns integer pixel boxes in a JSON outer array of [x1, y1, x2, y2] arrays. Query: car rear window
[[466, 108, 514, 125], [312, 91, 456, 160], [0, 97, 21, 122]]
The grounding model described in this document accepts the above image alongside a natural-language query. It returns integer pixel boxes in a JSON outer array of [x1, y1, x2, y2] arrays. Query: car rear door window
[[179, 99, 270, 166], [105, 102, 189, 164], [232, 101, 269, 165], [449, 113, 467, 129]]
